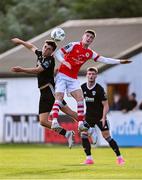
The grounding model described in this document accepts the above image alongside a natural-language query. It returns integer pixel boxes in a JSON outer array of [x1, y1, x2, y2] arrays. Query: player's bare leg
[[60, 105, 77, 148], [61, 105, 78, 121], [39, 112, 74, 148]]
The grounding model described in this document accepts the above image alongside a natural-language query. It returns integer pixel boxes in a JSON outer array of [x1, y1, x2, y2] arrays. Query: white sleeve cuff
[[97, 56, 120, 64]]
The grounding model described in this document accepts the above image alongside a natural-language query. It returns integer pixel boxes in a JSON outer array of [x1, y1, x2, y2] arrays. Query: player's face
[[42, 43, 54, 57], [87, 71, 97, 82], [82, 33, 95, 46]]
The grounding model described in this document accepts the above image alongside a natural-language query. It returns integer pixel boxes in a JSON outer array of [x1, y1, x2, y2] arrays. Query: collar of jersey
[[80, 42, 88, 49], [86, 82, 96, 90]]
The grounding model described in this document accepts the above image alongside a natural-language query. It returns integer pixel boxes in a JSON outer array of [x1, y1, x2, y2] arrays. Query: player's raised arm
[[11, 65, 44, 74], [11, 38, 37, 53], [96, 55, 132, 64], [54, 49, 71, 69]]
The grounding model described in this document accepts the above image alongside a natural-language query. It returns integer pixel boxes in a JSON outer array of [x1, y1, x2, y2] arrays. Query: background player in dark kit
[[81, 67, 125, 165]]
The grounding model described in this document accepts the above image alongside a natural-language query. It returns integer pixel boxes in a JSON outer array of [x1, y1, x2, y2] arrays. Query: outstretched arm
[[97, 56, 132, 64], [11, 38, 37, 53], [11, 65, 44, 74]]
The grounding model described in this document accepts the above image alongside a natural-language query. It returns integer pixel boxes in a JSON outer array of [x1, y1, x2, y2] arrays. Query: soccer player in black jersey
[[11, 38, 78, 148], [81, 67, 125, 165]]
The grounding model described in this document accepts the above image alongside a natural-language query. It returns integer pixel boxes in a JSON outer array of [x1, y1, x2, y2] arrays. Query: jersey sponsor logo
[[85, 97, 94, 102], [72, 57, 85, 64], [72, 54, 87, 64]]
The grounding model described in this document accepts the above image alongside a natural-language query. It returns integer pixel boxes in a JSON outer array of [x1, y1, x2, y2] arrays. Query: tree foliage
[[0, 0, 142, 53], [70, 0, 142, 18]]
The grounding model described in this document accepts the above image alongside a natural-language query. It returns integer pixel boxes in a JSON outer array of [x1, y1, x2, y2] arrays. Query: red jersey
[[58, 42, 100, 79]]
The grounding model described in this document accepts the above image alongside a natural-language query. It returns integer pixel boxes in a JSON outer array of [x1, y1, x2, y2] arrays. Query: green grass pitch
[[0, 144, 142, 179]]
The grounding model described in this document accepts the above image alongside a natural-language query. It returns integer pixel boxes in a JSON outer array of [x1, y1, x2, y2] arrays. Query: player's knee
[[76, 97, 84, 102], [39, 118, 45, 126], [55, 93, 64, 100], [105, 136, 112, 142], [39, 118, 51, 128]]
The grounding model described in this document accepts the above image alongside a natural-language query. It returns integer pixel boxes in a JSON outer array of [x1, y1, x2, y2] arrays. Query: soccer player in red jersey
[[51, 29, 131, 131]]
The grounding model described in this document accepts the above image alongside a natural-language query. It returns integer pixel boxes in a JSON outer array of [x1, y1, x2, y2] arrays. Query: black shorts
[[86, 117, 109, 131], [39, 86, 66, 114]]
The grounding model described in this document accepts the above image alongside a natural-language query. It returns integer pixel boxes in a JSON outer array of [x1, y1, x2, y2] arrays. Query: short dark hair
[[85, 29, 96, 37], [87, 66, 98, 73], [45, 40, 57, 51]]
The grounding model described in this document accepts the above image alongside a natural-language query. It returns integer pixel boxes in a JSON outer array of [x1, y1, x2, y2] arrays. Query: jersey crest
[[85, 52, 90, 58], [92, 91, 96, 96]]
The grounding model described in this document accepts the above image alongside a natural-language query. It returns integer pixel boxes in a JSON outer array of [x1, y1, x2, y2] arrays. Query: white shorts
[[55, 72, 81, 93]]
